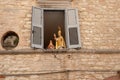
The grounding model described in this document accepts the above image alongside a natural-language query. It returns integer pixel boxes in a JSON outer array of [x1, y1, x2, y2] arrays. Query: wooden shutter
[[65, 9, 81, 48], [31, 7, 43, 48]]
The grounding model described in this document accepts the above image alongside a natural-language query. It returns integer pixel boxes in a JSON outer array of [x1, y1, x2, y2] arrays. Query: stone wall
[[0, 52, 119, 80], [0, 0, 120, 50], [0, 0, 35, 50], [75, 0, 120, 49], [0, 0, 120, 80]]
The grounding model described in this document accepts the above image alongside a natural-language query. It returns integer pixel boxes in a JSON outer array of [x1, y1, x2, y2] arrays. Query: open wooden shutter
[[31, 7, 43, 48], [65, 9, 81, 48]]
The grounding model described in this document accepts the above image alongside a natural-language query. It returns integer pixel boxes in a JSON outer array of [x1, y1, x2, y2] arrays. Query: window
[[1, 31, 19, 50], [31, 7, 81, 49]]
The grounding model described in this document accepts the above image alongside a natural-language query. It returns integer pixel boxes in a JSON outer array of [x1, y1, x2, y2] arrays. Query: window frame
[[31, 7, 81, 49]]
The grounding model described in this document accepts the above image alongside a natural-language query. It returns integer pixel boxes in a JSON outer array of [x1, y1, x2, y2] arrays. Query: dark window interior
[[44, 10, 65, 49]]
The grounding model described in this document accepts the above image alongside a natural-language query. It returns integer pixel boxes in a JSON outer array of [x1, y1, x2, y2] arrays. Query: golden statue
[[54, 26, 66, 49], [47, 40, 55, 49]]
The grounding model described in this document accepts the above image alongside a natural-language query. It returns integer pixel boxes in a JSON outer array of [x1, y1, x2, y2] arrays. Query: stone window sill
[[0, 48, 120, 54]]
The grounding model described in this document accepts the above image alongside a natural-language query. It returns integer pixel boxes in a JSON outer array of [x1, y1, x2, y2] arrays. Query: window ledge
[[0, 48, 120, 54]]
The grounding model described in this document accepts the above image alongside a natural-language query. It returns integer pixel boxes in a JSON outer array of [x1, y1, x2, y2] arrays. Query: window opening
[[31, 7, 81, 49], [1, 31, 19, 50], [44, 10, 66, 49]]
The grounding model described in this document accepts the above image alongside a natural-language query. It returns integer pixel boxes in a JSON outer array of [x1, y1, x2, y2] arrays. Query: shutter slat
[[69, 28, 79, 45], [31, 7, 43, 48], [66, 9, 81, 48]]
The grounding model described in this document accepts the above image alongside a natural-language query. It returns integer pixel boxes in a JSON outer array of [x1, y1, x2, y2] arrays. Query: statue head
[[50, 40, 52, 44], [58, 26, 62, 37]]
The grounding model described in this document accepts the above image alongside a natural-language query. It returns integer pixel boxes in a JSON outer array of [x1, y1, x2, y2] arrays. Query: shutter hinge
[[32, 30, 34, 33], [33, 47, 36, 50]]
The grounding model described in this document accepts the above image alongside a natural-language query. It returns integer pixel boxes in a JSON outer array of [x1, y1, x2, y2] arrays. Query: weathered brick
[[0, 0, 120, 80]]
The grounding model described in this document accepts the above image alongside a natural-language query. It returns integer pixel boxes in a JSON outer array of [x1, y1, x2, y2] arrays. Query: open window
[[31, 7, 81, 49]]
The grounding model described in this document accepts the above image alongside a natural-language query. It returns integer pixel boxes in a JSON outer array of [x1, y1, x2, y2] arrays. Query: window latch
[[32, 30, 35, 33]]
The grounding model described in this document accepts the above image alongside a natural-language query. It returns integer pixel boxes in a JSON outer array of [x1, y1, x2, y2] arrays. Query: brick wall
[[0, 0, 120, 50], [0, 0, 120, 80], [0, 0, 34, 50], [72, 0, 120, 49], [0, 52, 119, 80]]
